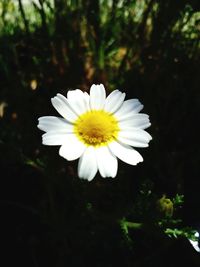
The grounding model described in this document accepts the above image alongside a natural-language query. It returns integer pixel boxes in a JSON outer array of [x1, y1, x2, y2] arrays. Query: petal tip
[[50, 97, 55, 104], [79, 175, 95, 182]]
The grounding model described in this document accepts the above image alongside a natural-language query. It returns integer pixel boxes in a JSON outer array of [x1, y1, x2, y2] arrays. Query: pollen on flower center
[[74, 110, 119, 146]]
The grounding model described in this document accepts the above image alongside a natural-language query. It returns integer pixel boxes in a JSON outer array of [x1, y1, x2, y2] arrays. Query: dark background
[[0, 0, 200, 266]]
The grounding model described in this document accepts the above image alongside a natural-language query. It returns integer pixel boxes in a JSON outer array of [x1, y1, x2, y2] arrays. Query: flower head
[[188, 231, 200, 253], [37, 84, 152, 181]]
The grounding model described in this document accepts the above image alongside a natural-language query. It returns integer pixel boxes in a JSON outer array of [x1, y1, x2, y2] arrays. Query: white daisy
[[188, 231, 200, 253], [37, 84, 152, 181]]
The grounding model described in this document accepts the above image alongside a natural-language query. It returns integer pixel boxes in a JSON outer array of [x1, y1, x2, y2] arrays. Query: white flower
[[37, 84, 152, 181], [188, 231, 200, 253]]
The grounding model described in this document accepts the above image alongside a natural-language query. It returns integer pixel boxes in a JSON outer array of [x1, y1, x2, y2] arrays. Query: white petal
[[118, 128, 152, 147], [51, 94, 78, 122], [189, 231, 200, 253], [114, 99, 144, 120], [59, 135, 85, 161], [119, 114, 151, 130], [96, 146, 118, 178], [189, 240, 200, 253], [109, 141, 143, 165], [42, 131, 72, 146], [84, 92, 91, 111], [90, 84, 106, 110], [67, 89, 88, 115], [104, 90, 126, 113], [38, 116, 73, 133], [78, 146, 98, 181]]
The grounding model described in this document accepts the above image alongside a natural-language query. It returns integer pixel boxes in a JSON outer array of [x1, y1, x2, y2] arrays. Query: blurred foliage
[[0, 0, 200, 266]]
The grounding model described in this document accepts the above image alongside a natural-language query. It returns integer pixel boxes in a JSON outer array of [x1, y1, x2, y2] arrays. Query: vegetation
[[0, 1, 200, 266]]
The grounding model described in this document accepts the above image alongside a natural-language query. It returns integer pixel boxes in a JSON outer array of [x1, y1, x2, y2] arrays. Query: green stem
[[125, 221, 143, 229]]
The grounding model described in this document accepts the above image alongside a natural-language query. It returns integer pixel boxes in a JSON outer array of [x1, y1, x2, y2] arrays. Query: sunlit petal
[[109, 141, 143, 165], [78, 146, 98, 181], [104, 90, 126, 113], [59, 135, 86, 161], [67, 89, 88, 114], [96, 146, 118, 178], [118, 114, 151, 129], [38, 116, 73, 132], [42, 131, 70, 146], [118, 128, 152, 147], [114, 99, 144, 120], [51, 94, 78, 122], [90, 84, 106, 110]]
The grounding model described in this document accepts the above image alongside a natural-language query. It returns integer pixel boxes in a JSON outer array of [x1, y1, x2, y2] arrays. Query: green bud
[[157, 195, 173, 217]]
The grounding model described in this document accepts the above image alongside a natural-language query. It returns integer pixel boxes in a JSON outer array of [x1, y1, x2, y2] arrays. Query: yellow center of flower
[[74, 110, 119, 147]]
